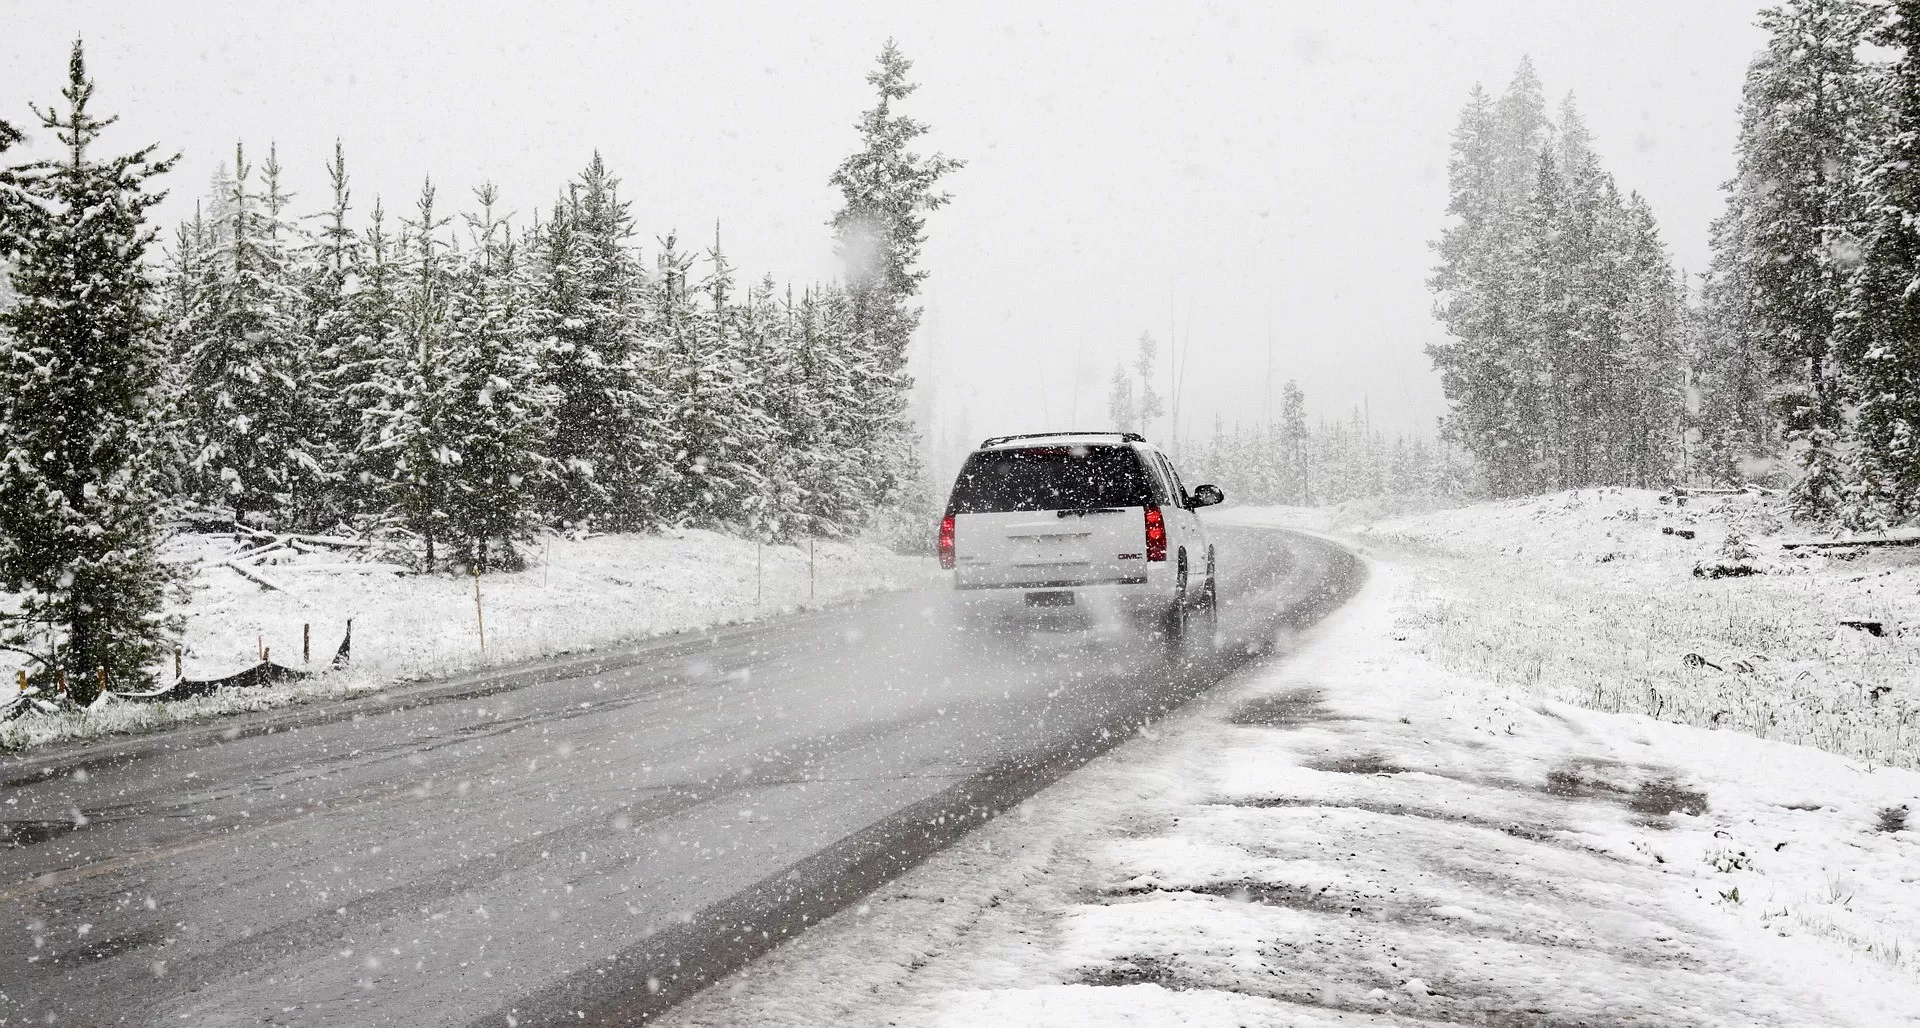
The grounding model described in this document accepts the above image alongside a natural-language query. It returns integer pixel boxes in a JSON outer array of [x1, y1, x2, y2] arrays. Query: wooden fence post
[[303, 623, 311, 664], [473, 566, 487, 653]]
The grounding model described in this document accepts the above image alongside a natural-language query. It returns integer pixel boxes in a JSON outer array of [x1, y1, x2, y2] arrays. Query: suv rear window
[[946, 446, 1157, 514]]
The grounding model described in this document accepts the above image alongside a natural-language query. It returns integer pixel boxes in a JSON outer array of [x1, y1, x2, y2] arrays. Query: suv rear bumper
[[948, 573, 1174, 624], [954, 573, 1147, 590]]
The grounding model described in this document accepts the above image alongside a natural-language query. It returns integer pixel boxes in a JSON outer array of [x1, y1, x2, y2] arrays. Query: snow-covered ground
[[661, 503, 1920, 1026], [1257, 489, 1920, 771], [1, 529, 935, 751]]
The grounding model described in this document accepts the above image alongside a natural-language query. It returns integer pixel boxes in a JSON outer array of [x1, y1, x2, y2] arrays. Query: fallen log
[[1779, 535, 1920, 551], [237, 530, 373, 551], [277, 562, 408, 574], [218, 560, 288, 592], [227, 539, 287, 563], [293, 534, 373, 550]]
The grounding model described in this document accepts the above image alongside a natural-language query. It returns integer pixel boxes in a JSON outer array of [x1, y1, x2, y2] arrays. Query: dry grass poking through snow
[[1343, 488, 1920, 770]]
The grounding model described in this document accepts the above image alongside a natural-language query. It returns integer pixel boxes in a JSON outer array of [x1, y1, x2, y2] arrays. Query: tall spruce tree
[[1616, 196, 1685, 487], [304, 141, 361, 524], [1734, 0, 1881, 516], [1695, 190, 1774, 482], [1840, 0, 1920, 518], [180, 142, 323, 526], [533, 156, 657, 528], [828, 41, 962, 511], [370, 180, 456, 565], [0, 42, 178, 698], [651, 232, 765, 525], [339, 198, 405, 518], [1428, 66, 1552, 496], [439, 185, 552, 570]]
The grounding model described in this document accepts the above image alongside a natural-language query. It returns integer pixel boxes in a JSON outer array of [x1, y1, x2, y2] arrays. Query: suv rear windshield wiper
[[1057, 507, 1126, 518]]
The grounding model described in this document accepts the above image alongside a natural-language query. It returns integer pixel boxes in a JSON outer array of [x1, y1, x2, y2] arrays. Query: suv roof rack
[[977, 431, 1147, 448]]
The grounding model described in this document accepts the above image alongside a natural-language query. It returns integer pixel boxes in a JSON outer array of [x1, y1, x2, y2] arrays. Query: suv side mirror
[[1189, 484, 1224, 508]]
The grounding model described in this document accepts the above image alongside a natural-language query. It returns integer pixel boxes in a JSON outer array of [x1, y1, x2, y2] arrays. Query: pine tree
[[1508, 147, 1564, 492], [180, 142, 323, 527], [778, 284, 869, 535], [1615, 196, 1685, 487], [154, 205, 212, 499], [1106, 363, 1136, 431], [1133, 333, 1165, 435], [1735, 0, 1881, 516], [651, 231, 765, 525], [533, 155, 657, 529], [1279, 380, 1310, 504], [369, 180, 456, 565], [1695, 190, 1774, 483], [304, 140, 362, 524], [828, 41, 962, 513], [0, 41, 178, 698], [1428, 66, 1550, 497], [338, 197, 404, 518], [439, 185, 552, 570], [1840, 0, 1920, 518]]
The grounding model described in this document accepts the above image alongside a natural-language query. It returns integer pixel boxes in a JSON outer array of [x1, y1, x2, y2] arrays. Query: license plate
[[1025, 591, 1075, 607]]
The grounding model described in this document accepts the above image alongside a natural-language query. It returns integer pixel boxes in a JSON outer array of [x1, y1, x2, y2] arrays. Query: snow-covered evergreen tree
[[828, 41, 961, 516], [1106, 363, 1136, 431], [532, 155, 658, 529], [301, 140, 360, 525], [1132, 333, 1165, 434], [0, 42, 178, 697], [1840, 0, 1920, 518], [650, 232, 766, 525], [1614, 196, 1685, 487], [337, 198, 406, 517], [1428, 74, 1537, 496], [1279, 380, 1311, 504], [1732, 0, 1881, 516], [367, 180, 456, 565], [179, 142, 324, 527], [1694, 191, 1774, 483], [438, 185, 553, 570]]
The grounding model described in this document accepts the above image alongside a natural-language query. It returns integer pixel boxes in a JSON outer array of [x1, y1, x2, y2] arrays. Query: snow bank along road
[[0, 523, 1361, 1026]]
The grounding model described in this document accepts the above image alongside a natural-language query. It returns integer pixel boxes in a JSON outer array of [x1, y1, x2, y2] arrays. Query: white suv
[[938, 432, 1224, 646]]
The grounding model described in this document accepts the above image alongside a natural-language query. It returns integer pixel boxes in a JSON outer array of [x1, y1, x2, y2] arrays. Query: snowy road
[[0, 524, 1361, 1027]]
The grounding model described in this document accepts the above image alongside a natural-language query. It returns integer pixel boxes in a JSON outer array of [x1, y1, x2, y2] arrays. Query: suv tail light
[[1144, 505, 1167, 562], [938, 514, 956, 569]]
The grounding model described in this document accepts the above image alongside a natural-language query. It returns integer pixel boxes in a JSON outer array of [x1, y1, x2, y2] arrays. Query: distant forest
[[1430, 0, 1920, 529]]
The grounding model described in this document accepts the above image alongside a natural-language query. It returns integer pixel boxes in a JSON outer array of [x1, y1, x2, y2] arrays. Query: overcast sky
[[4, 1, 1771, 464]]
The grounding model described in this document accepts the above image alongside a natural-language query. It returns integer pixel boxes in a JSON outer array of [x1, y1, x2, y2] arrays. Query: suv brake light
[[938, 514, 956, 569], [1144, 505, 1167, 562]]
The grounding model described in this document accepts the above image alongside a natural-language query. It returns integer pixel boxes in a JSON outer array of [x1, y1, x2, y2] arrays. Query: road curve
[[0, 524, 1362, 1026]]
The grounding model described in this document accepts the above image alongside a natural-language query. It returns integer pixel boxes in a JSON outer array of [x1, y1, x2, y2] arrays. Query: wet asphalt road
[[0, 524, 1361, 1026]]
